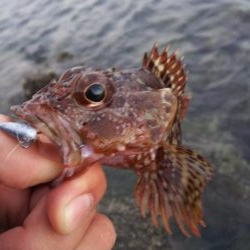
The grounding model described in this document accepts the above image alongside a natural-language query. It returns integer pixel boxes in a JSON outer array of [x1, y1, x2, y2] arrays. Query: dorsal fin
[[142, 43, 187, 96]]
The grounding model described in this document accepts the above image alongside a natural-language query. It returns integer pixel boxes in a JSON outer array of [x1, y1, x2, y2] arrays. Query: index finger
[[0, 114, 62, 189]]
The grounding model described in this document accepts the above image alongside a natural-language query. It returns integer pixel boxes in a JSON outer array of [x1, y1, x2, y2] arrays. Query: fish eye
[[72, 72, 115, 110], [84, 83, 106, 103]]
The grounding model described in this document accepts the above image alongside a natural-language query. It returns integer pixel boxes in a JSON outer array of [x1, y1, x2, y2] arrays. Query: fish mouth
[[11, 103, 84, 166]]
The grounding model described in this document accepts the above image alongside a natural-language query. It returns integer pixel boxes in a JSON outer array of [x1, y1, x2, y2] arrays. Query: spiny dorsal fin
[[142, 43, 187, 96]]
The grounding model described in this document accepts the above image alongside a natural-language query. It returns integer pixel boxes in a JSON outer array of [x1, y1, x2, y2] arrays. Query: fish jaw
[[11, 102, 84, 166]]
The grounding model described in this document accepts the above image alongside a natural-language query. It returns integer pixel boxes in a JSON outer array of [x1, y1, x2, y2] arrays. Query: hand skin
[[0, 114, 116, 250]]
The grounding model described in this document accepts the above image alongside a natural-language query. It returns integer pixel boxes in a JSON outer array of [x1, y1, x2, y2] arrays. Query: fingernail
[[64, 193, 94, 233]]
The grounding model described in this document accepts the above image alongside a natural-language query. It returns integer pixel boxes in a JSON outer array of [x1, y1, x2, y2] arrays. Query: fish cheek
[[85, 114, 122, 142], [125, 89, 177, 143]]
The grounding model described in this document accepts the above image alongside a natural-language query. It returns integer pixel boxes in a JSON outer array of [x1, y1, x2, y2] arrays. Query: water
[[0, 0, 250, 249]]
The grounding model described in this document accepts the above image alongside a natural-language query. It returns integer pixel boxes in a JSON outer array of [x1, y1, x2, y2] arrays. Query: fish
[[11, 43, 213, 236]]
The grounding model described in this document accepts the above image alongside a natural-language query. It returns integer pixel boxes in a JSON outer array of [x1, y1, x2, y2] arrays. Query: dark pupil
[[85, 84, 105, 102]]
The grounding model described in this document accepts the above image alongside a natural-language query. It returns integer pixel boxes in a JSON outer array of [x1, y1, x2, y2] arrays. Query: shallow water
[[0, 0, 250, 249]]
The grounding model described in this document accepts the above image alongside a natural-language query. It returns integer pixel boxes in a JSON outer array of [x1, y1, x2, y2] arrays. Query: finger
[[27, 195, 97, 249], [0, 184, 48, 232], [0, 185, 29, 231], [24, 164, 106, 249], [0, 193, 96, 250], [76, 214, 116, 250], [0, 160, 108, 249], [0, 114, 62, 189], [47, 163, 107, 234]]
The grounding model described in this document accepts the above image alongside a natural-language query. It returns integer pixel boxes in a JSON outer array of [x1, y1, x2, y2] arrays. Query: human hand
[[0, 114, 116, 250]]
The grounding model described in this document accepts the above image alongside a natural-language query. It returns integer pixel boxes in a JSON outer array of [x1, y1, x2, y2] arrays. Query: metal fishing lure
[[0, 122, 37, 148]]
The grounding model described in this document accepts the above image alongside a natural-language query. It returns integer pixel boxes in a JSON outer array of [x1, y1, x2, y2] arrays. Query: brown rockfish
[[11, 43, 213, 236]]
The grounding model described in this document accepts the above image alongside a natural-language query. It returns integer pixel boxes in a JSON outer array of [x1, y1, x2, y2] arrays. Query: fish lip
[[11, 103, 83, 166]]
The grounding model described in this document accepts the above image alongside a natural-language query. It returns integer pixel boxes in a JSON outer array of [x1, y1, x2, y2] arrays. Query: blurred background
[[0, 0, 249, 249]]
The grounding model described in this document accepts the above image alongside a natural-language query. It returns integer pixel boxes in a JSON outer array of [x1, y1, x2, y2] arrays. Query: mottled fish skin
[[11, 43, 213, 236]]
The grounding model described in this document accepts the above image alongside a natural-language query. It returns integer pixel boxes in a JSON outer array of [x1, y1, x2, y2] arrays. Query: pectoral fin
[[168, 119, 182, 145], [134, 145, 213, 236]]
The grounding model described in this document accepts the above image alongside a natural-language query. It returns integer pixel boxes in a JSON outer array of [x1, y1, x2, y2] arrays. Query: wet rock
[[24, 44, 48, 64], [23, 71, 58, 99], [56, 51, 74, 62]]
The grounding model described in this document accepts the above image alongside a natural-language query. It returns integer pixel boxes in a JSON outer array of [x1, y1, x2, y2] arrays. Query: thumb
[[46, 163, 107, 234]]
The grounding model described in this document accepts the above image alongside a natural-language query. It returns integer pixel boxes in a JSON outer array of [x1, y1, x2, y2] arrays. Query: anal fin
[[134, 145, 213, 236]]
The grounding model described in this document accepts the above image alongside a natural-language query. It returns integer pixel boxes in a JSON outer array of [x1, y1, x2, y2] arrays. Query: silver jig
[[0, 122, 37, 148]]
